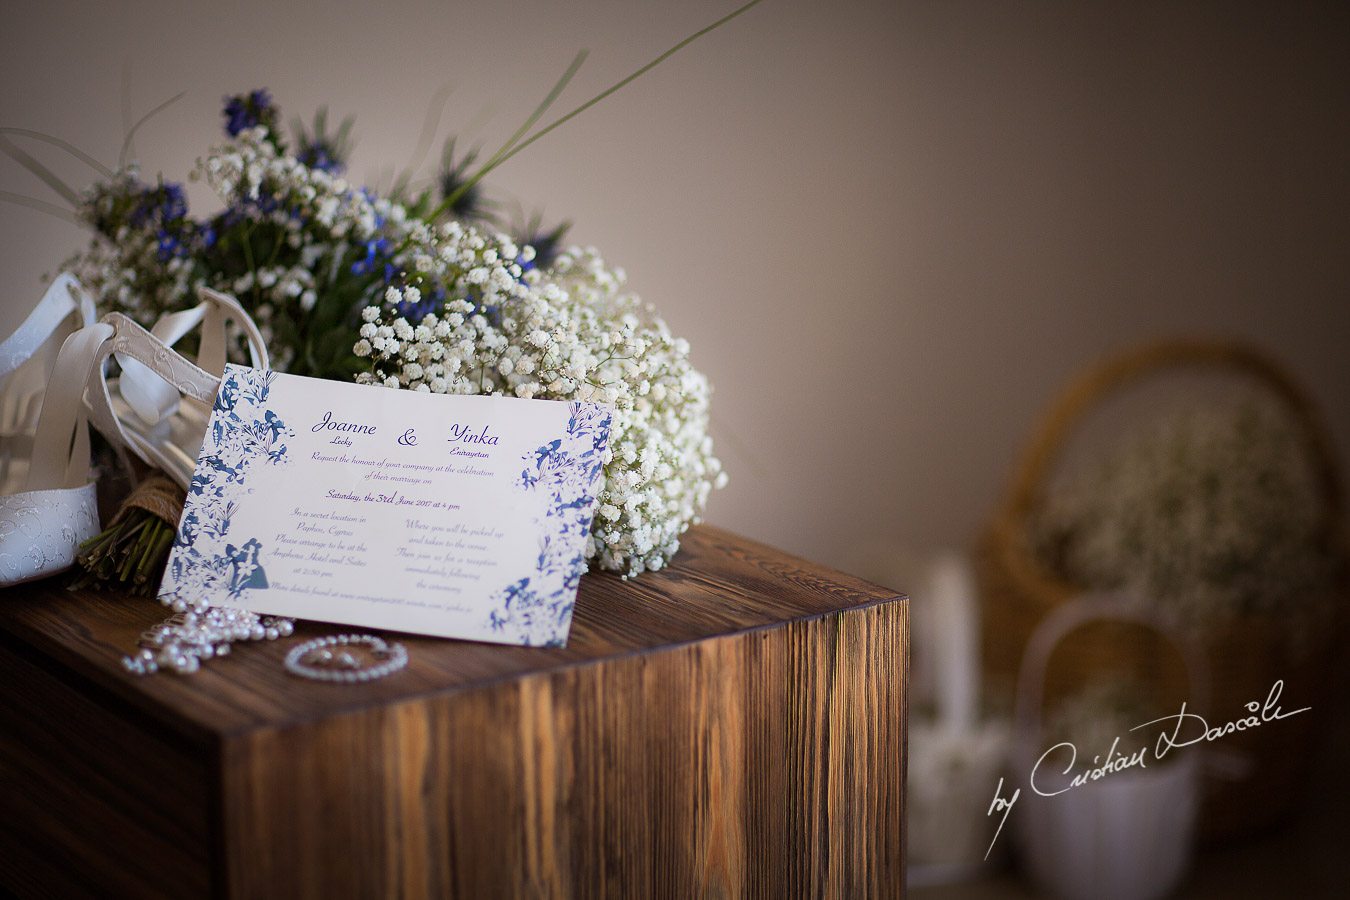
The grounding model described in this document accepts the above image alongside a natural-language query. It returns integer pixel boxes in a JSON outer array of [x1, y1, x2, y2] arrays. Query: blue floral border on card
[[159, 365, 293, 604], [486, 401, 611, 646]]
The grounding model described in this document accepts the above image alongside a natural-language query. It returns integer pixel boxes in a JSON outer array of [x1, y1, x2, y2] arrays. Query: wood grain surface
[[0, 525, 909, 898]]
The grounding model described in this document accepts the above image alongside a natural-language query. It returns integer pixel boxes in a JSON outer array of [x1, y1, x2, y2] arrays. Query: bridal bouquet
[[5, 0, 768, 593], [58, 86, 725, 578]]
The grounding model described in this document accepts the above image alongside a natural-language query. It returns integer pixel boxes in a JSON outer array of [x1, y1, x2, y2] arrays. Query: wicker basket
[[977, 338, 1348, 842]]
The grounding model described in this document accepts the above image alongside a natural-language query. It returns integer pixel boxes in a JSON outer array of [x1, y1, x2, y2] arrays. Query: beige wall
[[4, 0, 1346, 587]]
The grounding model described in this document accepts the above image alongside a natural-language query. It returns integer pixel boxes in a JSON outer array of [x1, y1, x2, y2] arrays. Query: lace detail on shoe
[[0, 482, 99, 585]]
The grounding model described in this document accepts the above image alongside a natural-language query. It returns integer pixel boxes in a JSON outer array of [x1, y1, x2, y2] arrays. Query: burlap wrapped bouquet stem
[[111, 473, 184, 526], [976, 338, 1348, 841]]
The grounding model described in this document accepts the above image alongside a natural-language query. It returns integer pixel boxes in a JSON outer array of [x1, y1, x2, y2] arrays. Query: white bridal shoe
[[2, 279, 270, 587], [86, 286, 270, 489], [0, 276, 108, 586]]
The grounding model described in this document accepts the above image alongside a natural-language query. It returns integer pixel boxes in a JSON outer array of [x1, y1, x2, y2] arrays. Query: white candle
[[930, 552, 979, 731]]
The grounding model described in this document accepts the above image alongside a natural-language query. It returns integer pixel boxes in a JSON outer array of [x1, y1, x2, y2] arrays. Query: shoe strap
[[26, 321, 115, 492], [115, 286, 270, 427], [196, 286, 270, 374], [87, 313, 223, 470], [0, 273, 97, 379], [1, 274, 97, 438]]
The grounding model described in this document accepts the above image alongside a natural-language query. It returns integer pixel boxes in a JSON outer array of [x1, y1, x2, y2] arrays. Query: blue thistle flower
[[223, 89, 277, 137], [299, 144, 342, 175], [514, 215, 570, 273], [293, 107, 354, 176], [437, 138, 493, 222]]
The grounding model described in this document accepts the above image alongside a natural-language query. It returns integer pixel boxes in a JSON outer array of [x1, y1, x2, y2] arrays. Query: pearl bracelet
[[283, 634, 408, 683]]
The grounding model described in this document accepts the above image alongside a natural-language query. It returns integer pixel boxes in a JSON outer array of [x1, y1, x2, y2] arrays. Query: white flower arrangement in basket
[[1028, 394, 1344, 642]]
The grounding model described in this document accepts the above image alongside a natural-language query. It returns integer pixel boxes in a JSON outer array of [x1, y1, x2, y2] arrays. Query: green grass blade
[[440, 49, 589, 216], [119, 91, 186, 169], [493, 0, 764, 171], [0, 133, 81, 206], [0, 189, 79, 222], [0, 128, 113, 178]]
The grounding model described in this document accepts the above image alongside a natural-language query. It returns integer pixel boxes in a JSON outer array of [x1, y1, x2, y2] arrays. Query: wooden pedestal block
[[0, 526, 908, 898]]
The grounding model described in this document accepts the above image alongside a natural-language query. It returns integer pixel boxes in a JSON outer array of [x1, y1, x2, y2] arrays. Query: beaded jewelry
[[122, 608, 295, 675], [283, 634, 408, 683]]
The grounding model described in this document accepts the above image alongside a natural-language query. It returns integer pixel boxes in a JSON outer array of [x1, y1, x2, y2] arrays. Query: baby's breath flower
[[1029, 396, 1342, 643], [356, 240, 723, 575]]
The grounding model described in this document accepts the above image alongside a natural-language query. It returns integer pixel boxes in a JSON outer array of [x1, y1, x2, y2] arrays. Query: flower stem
[[439, 50, 589, 218], [69, 508, 176, 597], [440, 0, 764, 218], [0, 127, 114, 177], [497, 0, 764, 170], [0, 133, 80, 206], [119, 91, 186, 170]]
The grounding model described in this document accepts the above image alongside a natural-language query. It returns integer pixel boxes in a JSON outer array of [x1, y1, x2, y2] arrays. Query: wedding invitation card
[[158, 365, 611, 647]]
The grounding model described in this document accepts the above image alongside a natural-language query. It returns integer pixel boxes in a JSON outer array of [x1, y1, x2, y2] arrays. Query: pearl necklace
[[122, 606, 295, 675]]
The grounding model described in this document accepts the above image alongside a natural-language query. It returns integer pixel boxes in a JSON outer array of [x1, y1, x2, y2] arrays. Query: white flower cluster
[[359, 241, 726, 576], [66, 126, 408, 373], [63, 166, 197, 323], [192, 126, 397, 370], [1029, 395, 1343, 638]]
